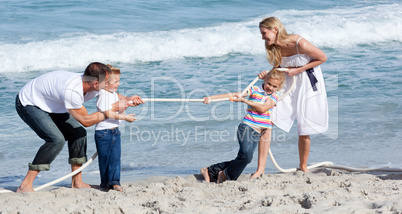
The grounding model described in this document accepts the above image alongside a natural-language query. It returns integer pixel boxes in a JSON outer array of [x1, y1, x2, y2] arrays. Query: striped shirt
[[243, 85, 279, 129]]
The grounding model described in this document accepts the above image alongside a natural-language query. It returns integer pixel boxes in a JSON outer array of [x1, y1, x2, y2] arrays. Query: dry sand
[[1, 169, 401, 214]]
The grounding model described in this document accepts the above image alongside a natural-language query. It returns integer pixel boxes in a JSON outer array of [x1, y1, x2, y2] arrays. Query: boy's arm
[[117, 93, 127, 100], [117, 93, 144, 106], [104, 109, 136, 122], [108, 94, 144, 113]]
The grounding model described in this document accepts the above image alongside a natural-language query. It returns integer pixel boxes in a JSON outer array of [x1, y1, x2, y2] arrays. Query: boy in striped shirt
[[200, 69, 285, 183]]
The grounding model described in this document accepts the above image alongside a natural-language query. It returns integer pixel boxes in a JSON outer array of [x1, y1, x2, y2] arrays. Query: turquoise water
[[0, 0, 401, 188]]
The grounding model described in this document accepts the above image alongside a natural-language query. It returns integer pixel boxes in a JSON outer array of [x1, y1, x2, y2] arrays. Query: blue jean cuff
[[109, 181, 121, 186], [69, 156, 87, 165], [29, 163, 50, 171]]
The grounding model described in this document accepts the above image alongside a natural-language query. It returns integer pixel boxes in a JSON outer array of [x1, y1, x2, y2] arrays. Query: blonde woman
[[258, 17, 328, 172]]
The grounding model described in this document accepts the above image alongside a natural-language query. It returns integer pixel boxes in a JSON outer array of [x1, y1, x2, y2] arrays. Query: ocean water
[[0, 0, 401, 188]]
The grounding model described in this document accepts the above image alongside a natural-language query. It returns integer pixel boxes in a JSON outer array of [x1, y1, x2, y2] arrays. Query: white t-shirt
[[95, 89, 121, 130], [18, 70, 98, 113]]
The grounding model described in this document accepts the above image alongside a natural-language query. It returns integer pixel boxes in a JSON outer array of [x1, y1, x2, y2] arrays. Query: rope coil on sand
[[1, 69, 401, 193]]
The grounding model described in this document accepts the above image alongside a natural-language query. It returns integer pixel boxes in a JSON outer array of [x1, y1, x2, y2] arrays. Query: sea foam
[[0, 3, 401, 73]]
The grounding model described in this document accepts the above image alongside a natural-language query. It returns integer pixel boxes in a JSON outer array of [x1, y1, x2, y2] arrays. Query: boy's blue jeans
[[15, 95, 87, 171], [207, 123, 260, 181], [95, 128, 121, 189]]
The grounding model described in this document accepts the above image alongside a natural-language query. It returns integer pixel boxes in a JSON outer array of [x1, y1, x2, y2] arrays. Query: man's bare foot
[[217, 171, 227, 183], [200, 167, 210, 182], [17, 170, 39, 193], [72, 182, 91, 189], [16, 186, 34, 193], [113, 185, 123, 192], [250, 171, 264, 179]]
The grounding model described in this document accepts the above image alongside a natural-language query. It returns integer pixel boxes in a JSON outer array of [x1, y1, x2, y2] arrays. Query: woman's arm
[[258, 37, 327, 78], [286, 37, 327, 76]]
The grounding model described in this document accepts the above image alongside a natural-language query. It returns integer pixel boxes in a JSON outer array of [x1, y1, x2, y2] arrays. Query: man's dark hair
[[83, 62, 111, 82]]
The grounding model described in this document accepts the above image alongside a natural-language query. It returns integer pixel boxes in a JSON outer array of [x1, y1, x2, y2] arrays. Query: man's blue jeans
[[95, 128, 121, 189], [207, 123, 260, 181], [15, 95, 87, 171]]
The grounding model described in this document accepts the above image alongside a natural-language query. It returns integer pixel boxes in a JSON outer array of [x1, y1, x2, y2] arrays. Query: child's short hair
[[264, 68, 286, 89], [106, 64, 121, 75]]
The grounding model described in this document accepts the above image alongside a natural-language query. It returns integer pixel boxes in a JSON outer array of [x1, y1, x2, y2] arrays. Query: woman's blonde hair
[[265, 68, 286, 90], [259, 17, 290, 67]]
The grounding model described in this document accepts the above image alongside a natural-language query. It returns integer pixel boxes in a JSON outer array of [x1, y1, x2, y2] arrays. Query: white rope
[[319, 165, 402, 172], [2, 70, 400, 194], [0, 152, 98, 193], [136, 70, 290, 103], [278, 74, 296, 101], [33, 152, 98, 191], [269, 147, 402, 173], [141, 98, 229, 102], [268, 149, 334, 173]]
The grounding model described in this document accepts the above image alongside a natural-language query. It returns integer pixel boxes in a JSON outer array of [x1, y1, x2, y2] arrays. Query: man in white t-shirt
[[15, 62, 143, 193]]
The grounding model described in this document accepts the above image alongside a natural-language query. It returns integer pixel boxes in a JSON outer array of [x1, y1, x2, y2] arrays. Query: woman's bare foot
[[217, 171, 227, 183], [16, 186, 34, 193], [113, 185, 123, 192], [200, 167, 210, 182], [250, 171, 264, 179], [299, 165, 310, 172]]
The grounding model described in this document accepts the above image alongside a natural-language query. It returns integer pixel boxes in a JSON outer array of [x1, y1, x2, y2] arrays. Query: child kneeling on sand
[[201, 68, 285, 183], [95, 65, 137, 191]]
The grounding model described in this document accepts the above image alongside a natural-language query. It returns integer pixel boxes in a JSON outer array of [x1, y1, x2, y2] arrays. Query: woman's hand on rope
[[284, 68, 299, 77]]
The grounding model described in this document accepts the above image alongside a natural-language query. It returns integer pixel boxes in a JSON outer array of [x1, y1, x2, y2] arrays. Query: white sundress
[[271, 37, 328, 135]]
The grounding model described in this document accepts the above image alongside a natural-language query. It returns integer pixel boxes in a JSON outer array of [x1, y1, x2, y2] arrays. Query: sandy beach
[[1, 169, 401, 214]]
